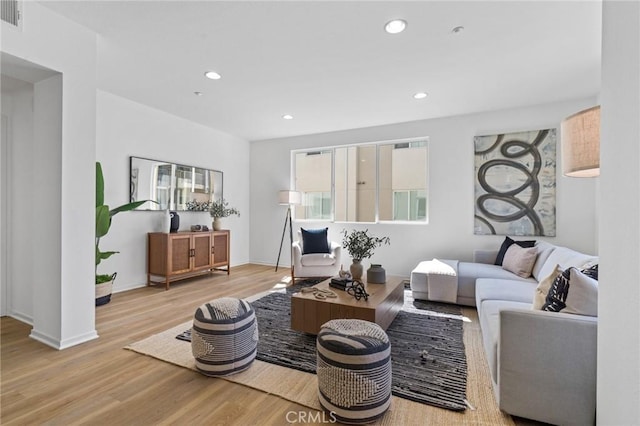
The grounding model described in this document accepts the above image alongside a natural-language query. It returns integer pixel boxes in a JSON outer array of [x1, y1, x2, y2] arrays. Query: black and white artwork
[[474, 128, 556, 236]]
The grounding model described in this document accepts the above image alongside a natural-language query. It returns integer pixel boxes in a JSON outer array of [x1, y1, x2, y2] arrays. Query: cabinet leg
[[165, 278, 169, 291]]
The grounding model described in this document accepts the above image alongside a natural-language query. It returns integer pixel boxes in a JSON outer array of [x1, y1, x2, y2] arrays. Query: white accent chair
[[292, 230, 341, 281]]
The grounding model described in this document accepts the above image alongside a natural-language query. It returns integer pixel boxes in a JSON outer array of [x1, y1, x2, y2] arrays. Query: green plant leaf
[[96, 162, 104, 207], [96, 205, 111, 239], [95, 160, 153, 279], [98, 250, 118, 262], [110, 200, 149, 216], [96, 245, 118, 266], [96, 273, 116, 284]]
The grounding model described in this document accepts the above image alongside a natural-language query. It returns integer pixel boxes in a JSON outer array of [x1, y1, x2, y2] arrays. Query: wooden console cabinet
[[147, 230, 230, 290]]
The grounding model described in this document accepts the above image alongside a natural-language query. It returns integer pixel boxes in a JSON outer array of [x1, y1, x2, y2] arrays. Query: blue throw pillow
[[301, 228, 330, 254]]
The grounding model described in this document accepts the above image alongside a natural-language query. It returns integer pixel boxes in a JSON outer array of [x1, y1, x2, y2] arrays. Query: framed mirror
[[129, 156, 223, 211]]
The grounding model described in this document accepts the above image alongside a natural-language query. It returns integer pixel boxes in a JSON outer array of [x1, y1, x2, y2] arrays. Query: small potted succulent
[[341, 229, 390, 281], [209, 198, 240, 230]]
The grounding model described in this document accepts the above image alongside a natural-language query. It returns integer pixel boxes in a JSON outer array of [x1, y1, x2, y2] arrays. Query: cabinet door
[[213, 232, 229, 266], [168, 234, 192, 274], [192, 233, 213, 271]]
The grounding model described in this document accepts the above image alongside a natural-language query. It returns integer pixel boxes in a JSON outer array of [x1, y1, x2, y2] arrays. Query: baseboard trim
[[30, 329, 99, 350], [9, 310, 33, 326]]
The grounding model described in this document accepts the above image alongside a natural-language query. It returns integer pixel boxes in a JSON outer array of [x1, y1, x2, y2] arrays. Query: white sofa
[[412, 241, 598, 425]]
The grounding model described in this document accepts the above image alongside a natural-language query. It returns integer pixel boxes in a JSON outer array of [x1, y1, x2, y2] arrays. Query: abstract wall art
[[474, 128, 556, 236]]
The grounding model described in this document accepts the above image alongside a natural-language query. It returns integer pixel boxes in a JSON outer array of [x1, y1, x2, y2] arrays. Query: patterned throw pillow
[[542, 265, 599, 316], [533, 264, 562, 310], [581, 264, 599, 280]]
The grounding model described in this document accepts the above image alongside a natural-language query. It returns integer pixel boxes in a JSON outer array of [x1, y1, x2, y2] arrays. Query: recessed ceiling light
[[451, 26, 464, 34], [194, 91, 203, 96], [384, 19, 407, 34], [204, 71, 221, 80], [413, 92, 428, 100], [282, 114, 294, 120]]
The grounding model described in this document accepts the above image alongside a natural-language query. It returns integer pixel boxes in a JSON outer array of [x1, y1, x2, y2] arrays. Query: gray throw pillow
[[502, 244, 538, 278]]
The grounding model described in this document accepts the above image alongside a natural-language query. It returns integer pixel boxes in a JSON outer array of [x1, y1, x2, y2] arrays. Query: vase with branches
[[341, 229, 390, 280], [209, 198, 240, 230]]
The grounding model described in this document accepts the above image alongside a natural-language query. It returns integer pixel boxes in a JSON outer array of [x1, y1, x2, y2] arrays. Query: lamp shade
[[278, 190, 301, 205], [561, 105, 600, 177]]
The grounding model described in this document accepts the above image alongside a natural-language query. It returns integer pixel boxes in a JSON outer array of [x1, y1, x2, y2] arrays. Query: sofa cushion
[[475, 278, 537, 306], [502, 245, 538, 278], [531, 241, 556, 280], [536, 246, 598, 284], [543, 267, 598, 316], [301, 252, 336, 267], [478, 299, 532, 384], [301, 227, 330, 254], [495, 236, 537, 265], [459, 262, 535, 284]]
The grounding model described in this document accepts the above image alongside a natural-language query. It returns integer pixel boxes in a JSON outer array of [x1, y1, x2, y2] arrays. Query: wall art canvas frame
[[474, 128, 556, 236]]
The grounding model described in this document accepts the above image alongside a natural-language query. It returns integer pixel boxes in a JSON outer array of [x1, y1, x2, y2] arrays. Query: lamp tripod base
[[275, 206, 294, 280]]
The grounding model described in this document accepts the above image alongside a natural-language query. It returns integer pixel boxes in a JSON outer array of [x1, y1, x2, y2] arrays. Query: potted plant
[[341, 229, 390, 281], [209, 198, 240, 230], [95, 162, 151, 306]]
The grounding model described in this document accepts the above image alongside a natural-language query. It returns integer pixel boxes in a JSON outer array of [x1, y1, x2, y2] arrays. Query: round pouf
[[191, 297, 258, 377], [316, 319, 392, 424]]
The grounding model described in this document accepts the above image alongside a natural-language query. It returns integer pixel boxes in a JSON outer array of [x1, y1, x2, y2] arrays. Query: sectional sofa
[[411, 240, 598, 426]]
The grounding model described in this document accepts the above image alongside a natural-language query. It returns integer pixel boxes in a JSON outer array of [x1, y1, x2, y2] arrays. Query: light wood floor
[[1, 264, 533, 425], [2, 265, 307, 425]]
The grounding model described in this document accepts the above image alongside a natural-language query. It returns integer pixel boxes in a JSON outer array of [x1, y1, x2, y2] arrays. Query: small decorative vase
[[163, 209, 171, 233], [213, 217, 222, 231], [169, 211, 180, 233], [367, 264, 386, 284], [350, 259, 364, 281]]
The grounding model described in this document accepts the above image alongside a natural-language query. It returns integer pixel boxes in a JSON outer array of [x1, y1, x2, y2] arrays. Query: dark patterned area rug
[[252, 279, 468, 411]]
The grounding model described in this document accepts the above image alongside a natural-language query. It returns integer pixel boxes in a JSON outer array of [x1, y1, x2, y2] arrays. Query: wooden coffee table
[[290, 276, 405, 334]]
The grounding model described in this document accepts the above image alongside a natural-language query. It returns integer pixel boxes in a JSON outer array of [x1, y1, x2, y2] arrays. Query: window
[[304, 192, 331, 219], [393, 190, 427, 220], [293, 150, 332, 220], [293, 138, 428, 223]]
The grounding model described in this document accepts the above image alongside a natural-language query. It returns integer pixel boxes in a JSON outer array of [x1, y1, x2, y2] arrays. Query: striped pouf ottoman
[[191, 297, 259, 377], [316, 319, 392, 424]]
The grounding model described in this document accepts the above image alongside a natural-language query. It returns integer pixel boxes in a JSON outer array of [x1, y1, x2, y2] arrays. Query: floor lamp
[[275, 190, 301, 275]]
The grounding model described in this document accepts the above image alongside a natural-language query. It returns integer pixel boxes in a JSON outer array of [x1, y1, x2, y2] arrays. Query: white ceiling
[[41, 1, 602, 142]]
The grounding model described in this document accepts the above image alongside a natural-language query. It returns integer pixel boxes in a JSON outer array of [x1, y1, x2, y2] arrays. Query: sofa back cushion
[[531, 241, 556, 280], [536, 245, 598, 282]]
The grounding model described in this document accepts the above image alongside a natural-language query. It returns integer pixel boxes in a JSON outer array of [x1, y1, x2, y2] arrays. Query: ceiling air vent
[[1, 0, 22, 28]]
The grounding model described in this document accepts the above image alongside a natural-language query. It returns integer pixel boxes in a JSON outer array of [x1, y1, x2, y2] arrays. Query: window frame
[[291, 137, 429, 225]]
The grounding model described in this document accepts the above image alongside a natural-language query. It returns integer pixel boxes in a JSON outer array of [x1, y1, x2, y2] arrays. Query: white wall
[[250, 97, 599, 277], [0, 114, 6, 317], [598, 1, 640, 423], [0, 85, 34, 323], [1, 2, 97, 348], [96, 91, 251, 292]]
